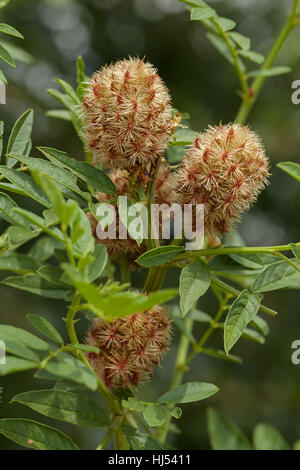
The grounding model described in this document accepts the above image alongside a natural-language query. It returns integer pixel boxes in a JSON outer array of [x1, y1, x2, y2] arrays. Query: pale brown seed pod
[[175, 123, 269, 237], [86, 306, 171, 388], [82, 57, 178, 169]]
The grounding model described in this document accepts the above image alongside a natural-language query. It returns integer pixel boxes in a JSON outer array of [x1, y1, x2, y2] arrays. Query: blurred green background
[[1, 0, 300, 450]]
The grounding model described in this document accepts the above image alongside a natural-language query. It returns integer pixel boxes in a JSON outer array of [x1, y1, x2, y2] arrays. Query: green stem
[[114, 425, 130, 450], [211, 277, 277, 317], [158, 318, 193, 443], [106, 258, 114, 281], [146, 159, 160, 250], [144, 266, 168, 293], [65, 292, 121, 415], [65, 292, 81, 344], [176, 242, 299, 261], [96, 430, 113, 450], [235, 0, 300, 124], [159, 293, 230, 444], [120, 253, 131, 283], [275, 251, 300, 274], [211, 17, 248, 95], [187, 294, 229, 364]]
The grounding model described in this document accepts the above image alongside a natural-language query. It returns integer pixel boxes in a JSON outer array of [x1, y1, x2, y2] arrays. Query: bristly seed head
[[175, 123, 270, 237], [83, 57, 178, 170], [86, 306, 171, 388]]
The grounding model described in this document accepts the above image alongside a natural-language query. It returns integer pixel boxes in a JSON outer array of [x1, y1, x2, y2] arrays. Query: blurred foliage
[[1, 0, 300, 450]]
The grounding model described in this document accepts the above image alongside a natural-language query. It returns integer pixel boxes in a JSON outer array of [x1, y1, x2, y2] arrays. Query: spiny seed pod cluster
[[87, 164, 175, 260], [86, 306, 171, 388], [175, 123, 269, 237], [83, 57, 177, 169]]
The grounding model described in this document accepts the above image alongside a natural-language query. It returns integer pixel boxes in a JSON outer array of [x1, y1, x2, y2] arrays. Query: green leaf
[[47, 88, 78, 114], [0, 324, 49, 350], [5, 226, 37, 250], [206, 32, 234, 65], [3, 340, 39, 362], [26, 314, 63, 344], [201, 347, 242, 365], [248, 66, 291, 78], [33, 170, 67, 222], [230, 32, 250, 51], [0, 121, 3, 155], [0, 69, 7, 84], [84, 244, 107, 282], [252, 260, 300, 293], [143, 404, 167, 427], [243, 327, 265, 345], [46, 109, 72, 121], [209, 255, 261, 277], [101, 289, 179, 319], [38, 265, 71, 287], [159, 382, 219, 404], [0, 356, 38, 376], [67, 199, 94, 257], [55, 79, 79, 104], [8, 154, 90, 203], [117, 196, 144, 245], [121, 425, 168, 450], [178, 0, 209, 7], [251, 315, 270, 336], [63, 264, 178, 318], [136, 246, 184, 268], [230, 252, 279, 269], [0, 419, 79, 450], [253, 423, 289, 450], [38, 147, 116, 195], [190, 6, 216, 21], [67, 344, 99, 354], [277, 161, 300, 181], [6, 109, 33, 168], [45, 356, 98, 391], [172, 304, 208, 321], [12, 390, 110, 428], [0, 40, 33, 64], [189, 309, 212, 322], [214, 16, 236, 31], [172, 317, 197, 345], [224, 290, 262, 354], [207, 408, 252, 450], [0, 43, 15, 67], [53, 380, 82, 392], [0, 252, 40, 273], [179, 263, 211, 317], [13, 208, 65, 246], [169, 127, 198, 146], [169, 407, 182, 419], [291, 243, 300, 261], [166, 145, 186, 164], [239, 50, 265, 64], [29, 237, 63, 261], [122, 398, 145, 413], [0, 192, 30, 227], [0, 167, 50, 206], [2, 273, 72, 299], [0, 23, 23, 38], [77, 56, 85, 82]]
